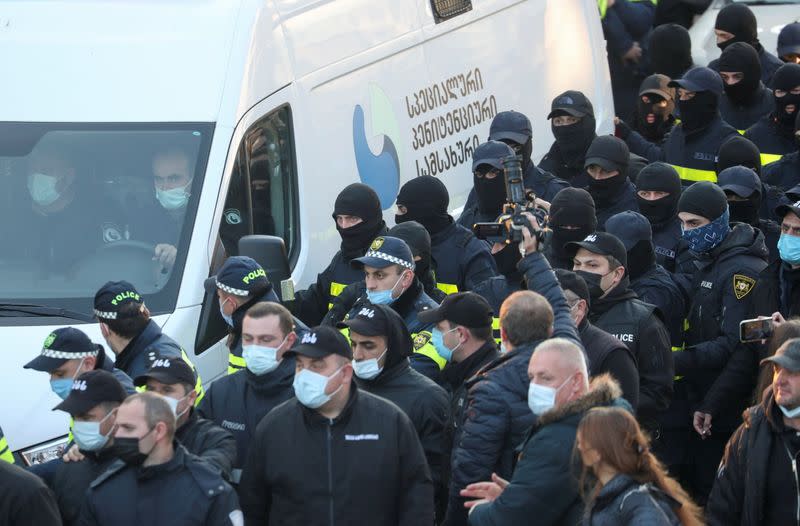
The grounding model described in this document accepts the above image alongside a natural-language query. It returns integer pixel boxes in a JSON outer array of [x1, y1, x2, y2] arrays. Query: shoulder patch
[[733, 274, 756, 300], [413, 332, 431, 351]]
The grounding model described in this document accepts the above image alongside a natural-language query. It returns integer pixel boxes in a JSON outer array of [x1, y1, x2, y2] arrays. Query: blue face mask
[[778, 234, 800, 265], [681, 207, 731, 254], [242, 336, 288, 376], [50, 358, 86, 400], [72, 410, 116, 451], [431, 327, 460, 362], [155, 182, 190, 210], [366, 272, 406, 306], [219, 297, 234, 327], [28, 172, 61, 206]]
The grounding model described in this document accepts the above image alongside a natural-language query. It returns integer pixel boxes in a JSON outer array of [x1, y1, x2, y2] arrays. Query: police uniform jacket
[[94, 346, 135, 395], [674, 223, 771, 429], [778, 261, 800, 318], [430, 222, 498, 295], [588, 280, 673, 429], [175, 410, 237, 480], [197, 357, 295, 476], [762, 151, 800, 192], [596, 180, 641, 231], [719, 85, 774, 132], [538, 138, 596, 186], [631, 264, 686, 348], [744, 115, 797, 166], [78, 444, 240, 526], [652, 217, 683, 272], [579, 318, 640, 411], [238, 384, 434, 526], [51, 448, 120, 526]]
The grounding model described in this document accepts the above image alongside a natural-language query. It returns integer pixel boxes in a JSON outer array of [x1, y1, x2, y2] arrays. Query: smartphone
[[739, 318, 773, 343]]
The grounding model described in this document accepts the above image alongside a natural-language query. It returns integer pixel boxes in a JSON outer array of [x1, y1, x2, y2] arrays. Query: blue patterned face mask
[[681, 207, 731, 254]]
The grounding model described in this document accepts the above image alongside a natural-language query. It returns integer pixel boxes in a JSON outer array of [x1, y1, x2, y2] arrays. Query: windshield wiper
[[0, 303, 93, 322]]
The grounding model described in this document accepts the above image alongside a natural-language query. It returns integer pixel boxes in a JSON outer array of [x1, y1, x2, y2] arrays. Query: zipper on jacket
[[327, 421, 334, 526]]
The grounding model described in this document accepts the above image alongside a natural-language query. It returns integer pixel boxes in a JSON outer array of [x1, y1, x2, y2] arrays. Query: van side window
[[218, 105, 298, 262], [431, 0, 472, 22]]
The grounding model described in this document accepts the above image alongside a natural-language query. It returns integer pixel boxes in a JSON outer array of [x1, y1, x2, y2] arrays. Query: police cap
[[204, 256, 271, 297], [94, 281, 144, 320], [24, 327, 101, 372]]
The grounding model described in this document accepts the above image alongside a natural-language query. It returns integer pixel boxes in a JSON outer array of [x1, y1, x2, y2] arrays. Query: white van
[[0, 0, 613, 462]]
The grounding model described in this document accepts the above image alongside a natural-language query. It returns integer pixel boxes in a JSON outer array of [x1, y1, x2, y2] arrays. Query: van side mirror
[[238, 235, 292, 300]]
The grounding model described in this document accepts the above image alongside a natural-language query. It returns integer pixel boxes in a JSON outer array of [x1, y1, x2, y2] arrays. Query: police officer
[[457, 141, 516, 229], [671, 181, 772, 503], [648, 23, 694, 79], [778, 22, 800, 64], [762, 111, 800, 192], [238, 326, 434, 524], [773, 200, 800, 317], [623, 67, 739, 185], [634, 163, 683, 272], [718, 43, 775, 132], [708, 3, 783, 86], [50, 369, 127, 526], [395, 175, 497, 295], [567, 232, 674, 432], [629, 74, 676, 145], [94, 281, 203, 396], [583, 135, 640, 229], [340, 304, 449, 518], [745, 63, 800, 164], [78, 392, 241, 525], [135, 358, 236, 479], [198, 302, 296, 484], [554, 269, 639, 408], [544, 187, 598, 271], [718, 166, 781, 264], [290, 183, 388, 326], [389, 221, 446, 302], [538, 91, 598, 186], [606, 211, 686, 348], [204, 257, 280, 374]]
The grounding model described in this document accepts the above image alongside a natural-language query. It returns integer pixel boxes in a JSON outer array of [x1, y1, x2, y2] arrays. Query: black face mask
[[551, 225, 593, 258], [474, 171, 507, 215], [678, 91, 719, 133], [728, 198, 760, 226], [338, 219, 385, 260], [492, 243, 521, 277], [588, 173, 627, 207], [719, 43, 762, 106], [110, 432, 153, 466], [636, 193, 678, 226], [552, 116, 597, 165], [575, 270, 608, 301], [776, 93, 800, 127], [626, 241, 656, 281]]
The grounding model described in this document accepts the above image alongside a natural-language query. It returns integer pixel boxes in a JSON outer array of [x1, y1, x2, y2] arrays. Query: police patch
[[413, 332, 431, 351], [371, 237, 385, 251], [43, 333, 56, 349], [733, 274, 755, 300], [102, 223, 124, 243], [224, 208, 242, 225]]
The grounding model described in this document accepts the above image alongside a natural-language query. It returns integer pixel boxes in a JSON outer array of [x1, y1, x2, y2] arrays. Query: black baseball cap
[[204, 256, 271, 296], [547, 90, 594, 119], [472, 140, 516, 171], [337, 304, 390, 337], [718, 166, 761, 198], [351, 236, 415, 271], [565, 232, 628, 267], [24, 327, 101, 372], [94, 281, 144, 320], [285, 326, 353, 360], [605, 211, 653, 251], [762, 338, 800, 372], [417, 292, 493, 329], [584, 135, 630, 172], [668, 66, 724, 96], [555, 269, 591, 305], [133, 356, 196, 388], [489, 111, 533, 145], [53, 369, 127, 416], [776, 199, 800, 220]]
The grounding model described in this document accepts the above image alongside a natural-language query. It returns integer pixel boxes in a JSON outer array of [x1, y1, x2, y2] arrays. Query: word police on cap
[[302, 332, 318, 344], [111, 291, 141, 306], [243, 268, 267, 285], [358, 308, 375, 319]]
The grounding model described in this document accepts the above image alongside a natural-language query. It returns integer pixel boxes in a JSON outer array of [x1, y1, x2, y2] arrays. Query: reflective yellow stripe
[[597, 0, 608, 18], [328, 282, 348, 310], [228, 353, 246, 375], [670, 164, 717, 183], [0, 436, 13, 464], [437, 282, 459, 295], [414, 340, 447, 370], [180, 350, 205, 404], [761, 153, 783, 166], [492, 316, 502, 344], [738, 129, 746, 135]]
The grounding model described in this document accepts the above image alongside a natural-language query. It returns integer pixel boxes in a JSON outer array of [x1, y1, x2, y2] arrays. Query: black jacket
[[778, 261, 800, 318], [719, 85, 774, 132], [589, 280, 674, 429], [585, 474, 682, 526], [579, 318, 640, 410], [595, 180, 641, 231], [709, 44, 785, 89], [631, 264, 686, 348], [762, 150, 800, 192], [538, 136, 597, 186], [445, 251, 580, 526], [51, 448, 119, 526], [430, 222, 498, 294], [78, 445, 240, 526], [1, 460, 63, 526], [744, 115, 798, 165], [652, 217, 683, 272], [239, 385, 434, 526], [197, 357, 295, 475], [175, 410, 236, 480]]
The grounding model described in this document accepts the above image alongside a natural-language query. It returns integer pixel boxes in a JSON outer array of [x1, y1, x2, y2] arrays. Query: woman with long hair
[[576, 407, 704, 526]]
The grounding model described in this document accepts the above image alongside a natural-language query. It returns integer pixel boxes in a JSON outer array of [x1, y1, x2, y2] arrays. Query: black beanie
[[649, 24, 693, 79], [395, 176, 452, 235], [773, 63, 800, 92], [555, 269, 591, 307], [717, 135, 762, 176], [678, 182, 728, 220], [388, 221, 431, 263], [333, 183, 382, 221], [715, 4, 758, 48], [549, 188, 597, 229], [635, 162, 682, 195]]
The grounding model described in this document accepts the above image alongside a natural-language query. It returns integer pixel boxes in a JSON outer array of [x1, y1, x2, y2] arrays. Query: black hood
[[374, 304, 413, 375], [700, 222, 769, 266], [649, 23, 693, 79]]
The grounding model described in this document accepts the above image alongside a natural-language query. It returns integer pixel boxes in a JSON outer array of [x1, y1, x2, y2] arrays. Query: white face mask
[[160, 391, 192, 419], [28, 172, 61, 206], [72, 409, 116, 451], [242, 335, 289, 376], [352, 349, 388, 380], [156, 181, 191, 210], [527, 375, 574, 416], [780, 404, 800, 419], [293, 366, 344, 409]]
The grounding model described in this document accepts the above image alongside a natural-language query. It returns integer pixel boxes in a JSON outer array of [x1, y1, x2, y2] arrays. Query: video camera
[[472, 155, 551, 247]]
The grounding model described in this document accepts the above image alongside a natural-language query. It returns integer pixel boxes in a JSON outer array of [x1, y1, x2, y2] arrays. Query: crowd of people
[[4, 2, 800, 525]]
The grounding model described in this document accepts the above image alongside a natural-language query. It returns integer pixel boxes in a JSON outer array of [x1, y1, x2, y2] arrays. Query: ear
[[155, 421, 169, 443], [84, 355, 97, 371], [186, 389, 199, 407]]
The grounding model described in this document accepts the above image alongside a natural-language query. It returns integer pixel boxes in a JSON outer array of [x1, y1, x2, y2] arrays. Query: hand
[[614, 116, 620, 126], [461, 473, 509, 509], [622, 42, 642, 64], [533, 197, 551, 212], [519, 211, 541, 255], [693, 411, 712, 439], [153, 244, 177, 271], [772, 311, 787, 328], [62, 444, 84, 463]]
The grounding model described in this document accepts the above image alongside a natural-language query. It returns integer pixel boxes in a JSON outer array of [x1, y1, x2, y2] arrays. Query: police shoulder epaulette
[[186, 455, 230, 499], [90, 459, 127, 489]]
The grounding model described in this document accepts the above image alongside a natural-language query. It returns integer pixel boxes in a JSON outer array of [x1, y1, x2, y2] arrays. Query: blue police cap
[[489, 111, 533, 145], [778, 22, 800, 58], [605, 211, 653, 252], [351, 236, 415, 271], [668, 66, 724, 96], [718, 166, 761, 198], [472, 141, 516, 171], [24, 327, 101, 372], [204, 256, 270, 296]]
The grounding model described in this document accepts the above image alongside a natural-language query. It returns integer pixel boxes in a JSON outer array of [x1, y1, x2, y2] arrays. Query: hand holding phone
[[739, 317, 773, 343]]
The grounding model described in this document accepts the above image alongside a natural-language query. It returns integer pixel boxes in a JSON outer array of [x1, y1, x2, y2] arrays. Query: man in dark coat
[[717, 43, 774, 131], [774, 200, 800, 318], [745, 63, 800, 165], [458, 141, 517, 230], [0, 458, 62, 525], [762, 104, 800, 192], [634, 162, 684, 272], [538, 91, 598, 187], [583, 135, 640, 230]]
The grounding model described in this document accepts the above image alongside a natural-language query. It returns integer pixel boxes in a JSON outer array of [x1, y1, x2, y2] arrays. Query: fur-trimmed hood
[[537, 374, 624, 428]]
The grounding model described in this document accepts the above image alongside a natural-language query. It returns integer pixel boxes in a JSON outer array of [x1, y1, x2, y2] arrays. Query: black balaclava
[[549, 188, 597, 259], [649, 24, 693, 79], [552, 114, 597, 165], [678, 90, 719, 133], [474, 167, 508, 216], [395, 175, 453, 235], [717, 135, 762, 176], [772, 64, 800, 130], [332, 183, 386, 260], [715, 4, 759, 52], [635, 162, 682, 226], [634, 75, 675, 142], [627, 240, 656, 281], [499, 138, 535, 171], [728, 195, 761, 226], [719, 42, 762, 106], [585, 136, 630, 207], [388, 221, 436, 298]]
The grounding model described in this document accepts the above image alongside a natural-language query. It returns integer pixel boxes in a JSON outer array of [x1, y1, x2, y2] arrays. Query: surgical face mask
[[527, 375, 573, 416], [681, 208, 731, 254], [366, 272, 406, 306], [779, 404, 800, 419], [219, 297, 234, 327], [293, 366, 345, 409], [352, 348, 388, 380], [28, 172, 61, 207], [155, 182, 191, 210], [575, 270, 613, 301], [243, 336, 288, 376], [50, 358, 86, 400], [72, 410, 116, 451], [112, 428, 155, 466], [779, 234, 800, 265], [160, 391, 193, 419], [431, 327, 460, 362]]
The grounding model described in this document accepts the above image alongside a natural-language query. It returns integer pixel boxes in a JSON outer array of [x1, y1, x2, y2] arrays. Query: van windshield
[[0, 122, 214, 319]]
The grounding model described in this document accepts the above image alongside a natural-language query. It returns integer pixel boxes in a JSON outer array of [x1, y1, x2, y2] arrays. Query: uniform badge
[[413, 332, 431, 351], [224, 208, 242, 225], [370, 237, 385, 251], [733, 274, 755, 300], [43, 332, 56, 348], [102, 223, 124, 243]]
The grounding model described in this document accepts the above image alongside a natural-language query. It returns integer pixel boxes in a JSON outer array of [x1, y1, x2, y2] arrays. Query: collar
[[392, 278, 423, 317], [301, 383, 360, 426], [115, 320, 161, 368], [439, 341, 498, 389]]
